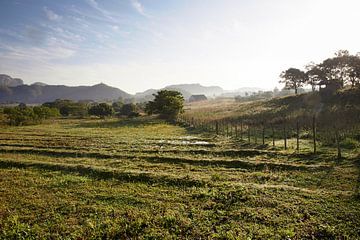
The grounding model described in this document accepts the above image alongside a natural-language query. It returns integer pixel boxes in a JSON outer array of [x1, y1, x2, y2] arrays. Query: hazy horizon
[[1, 0, 359, 94]]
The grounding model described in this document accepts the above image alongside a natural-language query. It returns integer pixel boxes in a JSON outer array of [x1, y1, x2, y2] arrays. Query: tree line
[[280, 50, 360, 94]]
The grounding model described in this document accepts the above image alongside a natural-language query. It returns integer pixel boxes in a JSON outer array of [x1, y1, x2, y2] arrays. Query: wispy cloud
[[84, 0, 116, 22], [130, 0, 148, 17], [43, 7, 62, 21]]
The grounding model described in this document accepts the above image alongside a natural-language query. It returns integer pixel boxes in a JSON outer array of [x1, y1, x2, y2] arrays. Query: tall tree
[[279, 68, 307, 94], [306, 63, 325, 92], [145, 90, 184, 119]]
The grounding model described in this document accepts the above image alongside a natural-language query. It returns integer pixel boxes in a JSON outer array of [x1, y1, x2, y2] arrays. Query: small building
[[319, 80, 342, 93], [189, 95, 207, 102]]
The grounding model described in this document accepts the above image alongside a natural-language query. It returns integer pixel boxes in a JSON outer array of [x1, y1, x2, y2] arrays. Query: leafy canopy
[[145, 90, 184, 119]]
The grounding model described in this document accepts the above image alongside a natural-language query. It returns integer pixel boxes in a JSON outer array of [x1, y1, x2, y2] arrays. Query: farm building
[[189, 94, 207, 102]]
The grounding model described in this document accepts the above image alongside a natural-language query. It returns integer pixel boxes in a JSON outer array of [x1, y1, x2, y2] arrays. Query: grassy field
[[0, 117, 359, 239]]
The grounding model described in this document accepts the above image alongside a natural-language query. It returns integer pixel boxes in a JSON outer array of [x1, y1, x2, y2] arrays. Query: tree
[[119, 103, 139, 117], [88, 103, 113, 118], [43, 99, 88, 117], [306, 63, 325, 92], [145, 90, 184, 119], [279, 68, 307, 94]]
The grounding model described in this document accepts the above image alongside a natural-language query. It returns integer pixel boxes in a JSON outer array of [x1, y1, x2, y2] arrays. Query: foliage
[[145, 90, 184, 119], [118, 103, 140, 118], [280, 50, 360, 93], [3, 105, 59, 126], [43, 99, 88, 117], [279, 68, 307, 94], [88, 103, 114, 118]]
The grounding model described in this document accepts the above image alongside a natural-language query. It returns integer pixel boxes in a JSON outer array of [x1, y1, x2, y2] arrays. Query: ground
[[0, 117, 359, 239]]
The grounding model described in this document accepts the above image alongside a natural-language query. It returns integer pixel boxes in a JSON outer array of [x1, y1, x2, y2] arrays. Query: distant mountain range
[[0, 74, 261, 104]]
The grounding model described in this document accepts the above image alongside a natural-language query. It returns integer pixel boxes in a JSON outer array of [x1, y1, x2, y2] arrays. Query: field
[[0, 117, 360, 239]]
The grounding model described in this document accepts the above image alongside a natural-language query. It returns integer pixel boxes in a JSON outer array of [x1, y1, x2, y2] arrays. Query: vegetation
[[2, 105, 59, 126], [280, 50, 360, 93], [88, 103, 114, 118], [43, 99, 88, 117], [0, 117, 359, 239], [145, 90, 184, 119]]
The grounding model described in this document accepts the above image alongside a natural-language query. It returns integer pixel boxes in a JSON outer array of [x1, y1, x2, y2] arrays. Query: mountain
[[31, 82, 47, 86], [0, 74, 24, 87], [165, 84, 223, 96], [134, 83, 224, 102], [0, 83, 131, 104], [220, 87, 263, 97]]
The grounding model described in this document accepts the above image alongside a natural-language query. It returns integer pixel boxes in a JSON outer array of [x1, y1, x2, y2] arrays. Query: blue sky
[[0, 0, 359, 93]]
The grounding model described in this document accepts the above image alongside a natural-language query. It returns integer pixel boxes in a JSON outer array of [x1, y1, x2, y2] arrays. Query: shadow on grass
[[73, 116, 164, 129], [0, 160, 205, 188], [0, 148, 331, 172]]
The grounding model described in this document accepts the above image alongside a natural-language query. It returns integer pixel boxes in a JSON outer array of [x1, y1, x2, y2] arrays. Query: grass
[[0, 117, 359, 239]]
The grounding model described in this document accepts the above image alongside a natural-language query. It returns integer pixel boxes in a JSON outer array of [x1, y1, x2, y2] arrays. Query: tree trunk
[[216, 121, 219, 135], [248, 126, 251, 143], [235, 125, 238, 138]]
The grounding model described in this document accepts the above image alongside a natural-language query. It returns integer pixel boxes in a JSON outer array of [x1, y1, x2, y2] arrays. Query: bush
[[88, 103, 113, 118], [118, 103, 139, 118], [145, 90, 184, 119], [43, 99, 88, 117], [3, 105, 60, 126]]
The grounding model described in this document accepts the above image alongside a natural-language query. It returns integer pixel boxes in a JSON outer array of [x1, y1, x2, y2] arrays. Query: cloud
[[130, 0, 147, 17], [43, 7, 62, 21], [111, 25, 119, 31], [85, 0, 116, 22]]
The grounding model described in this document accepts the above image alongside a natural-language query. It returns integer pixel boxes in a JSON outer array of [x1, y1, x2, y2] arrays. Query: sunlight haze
[[0, 0, 359, 93]]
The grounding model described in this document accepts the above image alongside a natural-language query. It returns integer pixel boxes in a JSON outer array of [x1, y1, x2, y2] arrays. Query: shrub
[[88, 103, 114, 118], [145, 90, 184, 120]]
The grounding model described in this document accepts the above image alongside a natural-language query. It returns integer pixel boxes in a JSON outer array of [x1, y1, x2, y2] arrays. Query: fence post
[[296, 120, 300, 152], [216, 121, 219, 135], [240, 121, 243, 140], [271, 124, 275, 146], [235, 125, 238, 138], [248, 126, 251, 143], [335, 128, 341, 159], [262, 123, 265, 145], [283, 119, 287, 150], [312, 115, 316, 154]]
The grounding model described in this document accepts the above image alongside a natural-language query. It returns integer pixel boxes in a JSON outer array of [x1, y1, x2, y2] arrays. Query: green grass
[[0, 117, 359, 239]]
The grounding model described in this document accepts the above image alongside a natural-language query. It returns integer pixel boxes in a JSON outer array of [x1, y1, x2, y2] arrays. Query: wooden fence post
[[296, 120, 300, 152], [312, 115, 316, 154], [271, 124, 275, 147], [335, 128, 341, 159], [240, 121, 243, 140], [216, 121, 219, 135], [283, 119, 287, 150], [235, 125, 238, 138], [262, 124, 265, 145]]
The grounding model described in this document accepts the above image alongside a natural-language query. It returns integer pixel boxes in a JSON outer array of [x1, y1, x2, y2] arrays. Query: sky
[[0, 0, 359, 94]]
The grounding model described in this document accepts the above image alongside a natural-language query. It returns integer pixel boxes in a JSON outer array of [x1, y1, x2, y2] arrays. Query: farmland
[[0, 117, 359, 239]]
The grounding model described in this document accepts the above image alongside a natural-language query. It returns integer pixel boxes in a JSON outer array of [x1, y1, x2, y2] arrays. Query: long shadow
[[74, 117, 163, 129], [0, 160, 205, 188], [143, 155, 332, 172], [0, 148, 331, 172]]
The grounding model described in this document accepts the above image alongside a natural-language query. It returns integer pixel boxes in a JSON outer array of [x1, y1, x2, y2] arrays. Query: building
[[189, 94, 207, 102]]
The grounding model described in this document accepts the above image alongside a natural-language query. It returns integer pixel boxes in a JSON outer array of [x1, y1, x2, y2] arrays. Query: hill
[[135, 83, 224, 102], [0, 83, 131, 104], [0, 74, 24, 87]]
